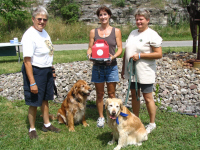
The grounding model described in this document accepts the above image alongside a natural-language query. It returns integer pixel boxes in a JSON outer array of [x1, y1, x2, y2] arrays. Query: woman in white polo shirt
[[21, 6, 60, 139], [121, 8, 162, 134]]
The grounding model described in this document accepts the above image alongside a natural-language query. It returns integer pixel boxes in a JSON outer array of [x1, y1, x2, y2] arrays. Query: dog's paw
[[113, 145, 121, 150], [108, 140, 114, 145], [83, 123, 89, 127], [135, 142, 142, 146], [69, 127, 75, 132]]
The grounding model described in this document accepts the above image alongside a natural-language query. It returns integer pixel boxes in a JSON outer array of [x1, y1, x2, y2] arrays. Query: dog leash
[[125, 58, 139, 106], [52, 67, 57, 96]]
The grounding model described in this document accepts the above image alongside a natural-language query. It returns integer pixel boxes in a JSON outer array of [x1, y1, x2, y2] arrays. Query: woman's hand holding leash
[[87, 53, 94, 61], [87, 53, 91, 59], [132, 53, 140, 61]]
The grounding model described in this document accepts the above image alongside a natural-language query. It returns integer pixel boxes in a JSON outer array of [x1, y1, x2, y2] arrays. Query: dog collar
[[116, 112, 128, 125]]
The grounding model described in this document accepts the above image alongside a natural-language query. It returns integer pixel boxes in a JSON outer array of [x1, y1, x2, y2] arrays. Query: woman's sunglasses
[[36, 18, 48, 22]]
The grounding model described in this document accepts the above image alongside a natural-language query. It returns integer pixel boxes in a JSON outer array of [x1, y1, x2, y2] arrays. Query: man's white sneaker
[[97, 117, 105, 128], [145, 123, 156, 134]]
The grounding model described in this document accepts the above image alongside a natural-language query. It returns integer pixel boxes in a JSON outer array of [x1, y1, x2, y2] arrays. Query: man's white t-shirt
[[21, 26, 54, 68], [124, 28, 162, 84]]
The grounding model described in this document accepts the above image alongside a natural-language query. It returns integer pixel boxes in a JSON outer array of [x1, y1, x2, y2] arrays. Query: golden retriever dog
[[57, 80, 91, 132], [105, 98, 148, 150]]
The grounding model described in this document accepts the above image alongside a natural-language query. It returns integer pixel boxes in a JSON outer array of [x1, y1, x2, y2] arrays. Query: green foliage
[[166, 106, 172, 111], [0, 17, 192, 43], [61, 4, 79, 23], [47, 0, 80, 23], [45, 19, 91, 43], [0, 0, 31, 32], [179, 0, 191, 7], [152, 21, 191, 41], [150, 0, 165, 8], [99, 0, 126, 6], [87, 100, 96, 105], [114, 0, 125, 7]]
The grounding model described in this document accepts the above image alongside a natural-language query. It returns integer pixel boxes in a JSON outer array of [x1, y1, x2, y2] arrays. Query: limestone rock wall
[[41, 0, 188, 25], [76, 0, 189, 25]]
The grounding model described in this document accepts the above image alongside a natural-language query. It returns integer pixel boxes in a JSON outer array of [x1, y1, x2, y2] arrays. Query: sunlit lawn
[[0, 97, 199, 150], [0, 46, 193, 75]]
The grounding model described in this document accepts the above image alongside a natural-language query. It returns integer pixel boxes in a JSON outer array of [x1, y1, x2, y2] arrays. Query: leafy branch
[[0, 0, 32, 32]]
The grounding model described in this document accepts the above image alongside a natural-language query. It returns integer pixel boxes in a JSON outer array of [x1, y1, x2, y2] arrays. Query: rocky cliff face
[[76, 0, 189, 25], [42, 0, 189, 25]]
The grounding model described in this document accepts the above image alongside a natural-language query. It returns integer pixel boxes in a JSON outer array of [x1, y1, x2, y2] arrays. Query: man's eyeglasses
[[36, 18, 48, 22]]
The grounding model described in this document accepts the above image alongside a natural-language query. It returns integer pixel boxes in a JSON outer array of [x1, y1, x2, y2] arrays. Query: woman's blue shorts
[[22, 64, 54, 107], [91, 65, 119, 83]]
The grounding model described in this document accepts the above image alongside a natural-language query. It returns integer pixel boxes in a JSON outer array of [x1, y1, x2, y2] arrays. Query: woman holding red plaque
[[87, 6, 122, 128]]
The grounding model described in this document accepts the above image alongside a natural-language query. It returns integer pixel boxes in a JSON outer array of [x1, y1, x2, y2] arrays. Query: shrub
[[179, 0, 191, 7], [0, 0, 31, 32], [114, 0, 125, 7], [47, 0, 80, 23]]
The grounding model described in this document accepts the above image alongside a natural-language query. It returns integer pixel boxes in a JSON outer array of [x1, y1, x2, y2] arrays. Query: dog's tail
[[57, 110, 67, 124]]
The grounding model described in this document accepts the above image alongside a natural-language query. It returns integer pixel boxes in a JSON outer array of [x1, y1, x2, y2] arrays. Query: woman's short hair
[[32, 6, 49, 18], [134, 8, 150, 20], [96, 6, 112, 17]]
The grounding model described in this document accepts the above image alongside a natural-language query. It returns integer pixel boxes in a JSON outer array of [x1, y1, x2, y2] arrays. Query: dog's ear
[[120, 100, 123, 111]]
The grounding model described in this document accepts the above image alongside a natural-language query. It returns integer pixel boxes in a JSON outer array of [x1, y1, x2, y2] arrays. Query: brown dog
[[105, 98, 148, 150], [57, 80, 91, 132]]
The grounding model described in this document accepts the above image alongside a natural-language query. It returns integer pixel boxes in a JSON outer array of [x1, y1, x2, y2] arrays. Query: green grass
[[0, 96, 199, 149], [0, 54, 23, 75], [0, 16, 192, 44], [162, 46, 193, 53], [0, 46, 193, 75], [0, 50, 88, 75], [152, 23, 192, 41], [0, 44, 198, 149]]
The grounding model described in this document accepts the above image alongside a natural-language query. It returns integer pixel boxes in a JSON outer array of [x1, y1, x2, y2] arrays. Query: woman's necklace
[[101, 27, 109, 38], [103, 32, 106, 38]]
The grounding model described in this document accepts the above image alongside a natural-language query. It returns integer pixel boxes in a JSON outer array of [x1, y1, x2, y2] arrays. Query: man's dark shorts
[[130, 82, 153, 93], [22, 64, 54, 106]]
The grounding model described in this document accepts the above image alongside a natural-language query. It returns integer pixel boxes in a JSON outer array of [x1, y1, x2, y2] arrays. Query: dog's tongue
[[110, 115, 116, 119]]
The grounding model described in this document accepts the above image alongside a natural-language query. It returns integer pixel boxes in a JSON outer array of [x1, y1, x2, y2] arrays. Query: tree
[[0, 0, 30, 32], [47, 0, 80, 23]]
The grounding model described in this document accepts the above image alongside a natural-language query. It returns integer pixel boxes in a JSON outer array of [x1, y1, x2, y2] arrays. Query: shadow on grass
[[86, 105, 108, 122], [97, 131, 113, 146], [86, 106, 100, 121]]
